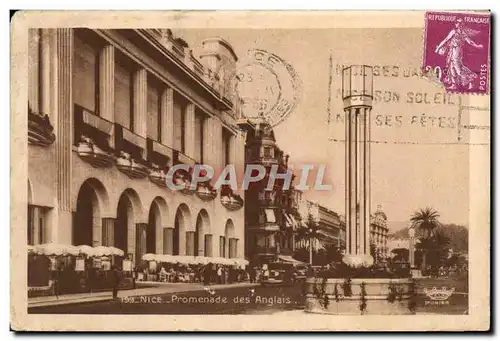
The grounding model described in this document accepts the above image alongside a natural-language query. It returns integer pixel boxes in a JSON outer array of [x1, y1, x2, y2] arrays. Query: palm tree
[[294, 217, 321, 264], [410, 207, 441, 272], [410, 207, 441, 238]]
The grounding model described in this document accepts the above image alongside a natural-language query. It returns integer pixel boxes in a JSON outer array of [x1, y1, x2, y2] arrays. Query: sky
[[175, 27, 480, 227]]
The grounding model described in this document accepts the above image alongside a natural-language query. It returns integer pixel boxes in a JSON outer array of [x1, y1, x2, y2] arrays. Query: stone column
[[363, 108, 371, 255], [184, 103, 196, 159], [54, 29, 73, 243], [203, 116, 214, 167], [161, 88, 174, 150], [99, 45, 115, 148], [155, 223, 163, 255], [344, 106, 372, 256], [345, 108, 357, 254], [133, 68, 147, 138], [135, 223, 147, 263], [40, 29, 52, 118], [102, 218, 115, 247], [212, 118, 223, 174], [28, 29, 40, 113]]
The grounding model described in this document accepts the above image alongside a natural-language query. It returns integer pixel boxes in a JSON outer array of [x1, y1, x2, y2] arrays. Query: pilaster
[[185, 103, 196, 159], [55, 28, 73, 212], [161, 88, 174, 149], [28, 29, 40, 113], [133, 68, 147, 137], [99, 45, 115, 149]]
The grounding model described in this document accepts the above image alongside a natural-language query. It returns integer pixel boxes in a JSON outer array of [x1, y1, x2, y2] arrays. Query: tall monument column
[[342, 65, 373, 258]]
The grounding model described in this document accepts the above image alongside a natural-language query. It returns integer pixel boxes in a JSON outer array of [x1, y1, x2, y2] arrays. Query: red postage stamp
[[423, 11, 491, 94]]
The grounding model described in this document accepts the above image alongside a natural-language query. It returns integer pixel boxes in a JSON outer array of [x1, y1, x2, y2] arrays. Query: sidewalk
[[28, 282, 259, 308]]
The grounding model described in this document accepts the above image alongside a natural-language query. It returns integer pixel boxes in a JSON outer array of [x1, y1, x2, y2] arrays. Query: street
[[29, 278, 468, 315]]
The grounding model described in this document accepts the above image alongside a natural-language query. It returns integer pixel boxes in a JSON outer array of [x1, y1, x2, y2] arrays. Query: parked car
[[260, 263, 295, 286], [293, 264, 308, 281]]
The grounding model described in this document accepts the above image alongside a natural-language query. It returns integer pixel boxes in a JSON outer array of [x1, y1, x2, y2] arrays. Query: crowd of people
[[133, 262, 250, 285]]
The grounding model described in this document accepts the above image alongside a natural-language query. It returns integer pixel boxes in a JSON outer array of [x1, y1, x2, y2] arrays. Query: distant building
[[295, 200, 346, 252], [370, 205, 390, 258]]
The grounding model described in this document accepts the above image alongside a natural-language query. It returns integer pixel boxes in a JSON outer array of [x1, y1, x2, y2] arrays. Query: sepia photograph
[[10, 10, 490, 331]]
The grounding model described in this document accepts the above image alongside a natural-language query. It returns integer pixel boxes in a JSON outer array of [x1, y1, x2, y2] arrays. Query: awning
[[278, 255, 306, 264], [289, 214, 299, 230], [283, 213, 293, 227]]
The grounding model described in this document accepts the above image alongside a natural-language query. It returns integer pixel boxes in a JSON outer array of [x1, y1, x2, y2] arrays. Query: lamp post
[[299, 201, 320, 265], [309, 203, 320, 265], [409, 226, 415, 267]]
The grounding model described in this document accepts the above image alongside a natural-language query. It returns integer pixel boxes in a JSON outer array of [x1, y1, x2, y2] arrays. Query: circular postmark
[[228, 49, 302, 127]]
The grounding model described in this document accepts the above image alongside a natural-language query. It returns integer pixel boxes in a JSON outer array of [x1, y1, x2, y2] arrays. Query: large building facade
[[27, 28, 246, 266], [243, 120, 299, 264]]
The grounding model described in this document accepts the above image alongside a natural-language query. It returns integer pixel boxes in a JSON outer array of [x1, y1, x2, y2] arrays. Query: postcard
[[11, 10, 490, 331]]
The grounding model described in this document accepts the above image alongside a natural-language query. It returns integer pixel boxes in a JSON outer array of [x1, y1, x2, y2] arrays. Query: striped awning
[[283, 213, 294, 228]]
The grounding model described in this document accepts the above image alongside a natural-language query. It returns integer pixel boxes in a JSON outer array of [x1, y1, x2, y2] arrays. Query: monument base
[[304, 278, 416, 315]]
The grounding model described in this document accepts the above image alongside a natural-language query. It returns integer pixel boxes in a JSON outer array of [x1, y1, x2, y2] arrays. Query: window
[[219, 236, 226, 257], [259, 208, 277, 224], [147, 78, 162, 141], [114, 59, 133, 130], [204, 235, 213, 257], [173, 96, 185, 152], [194, 112, 204, 162], [73, 35, 98, 112], [27, 205, 47, 245], [27, 206, 34, 245], [228, 238, 238, 258], [263, 146, 272, 158], [186, 231, 195, 256], [163, 228, 173, 255]]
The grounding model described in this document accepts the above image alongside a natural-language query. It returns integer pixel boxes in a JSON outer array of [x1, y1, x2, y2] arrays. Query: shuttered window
[[204, 234, 213, 257], [185, 231, 195, 256], [73, 36, 97, 112], [229, 238, 238, 258], [147, 80, 161, 141], [163, 228, 173, 255], [114, 61, 132, 129], [219, 236, 226, 257]]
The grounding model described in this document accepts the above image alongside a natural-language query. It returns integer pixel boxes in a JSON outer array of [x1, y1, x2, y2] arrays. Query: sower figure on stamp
[[435, 18, 483, 90]]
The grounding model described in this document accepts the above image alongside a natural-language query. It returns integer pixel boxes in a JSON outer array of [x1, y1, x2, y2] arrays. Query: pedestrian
[[217, 266, 222, 284], [203, 263, 212, 286], [249, 267, 256, 283], [111, 265, 121, 300]]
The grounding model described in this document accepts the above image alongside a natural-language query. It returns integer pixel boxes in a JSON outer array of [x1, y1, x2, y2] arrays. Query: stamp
[[229, 49, 302, 127], [423, 12, 491, 94]]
